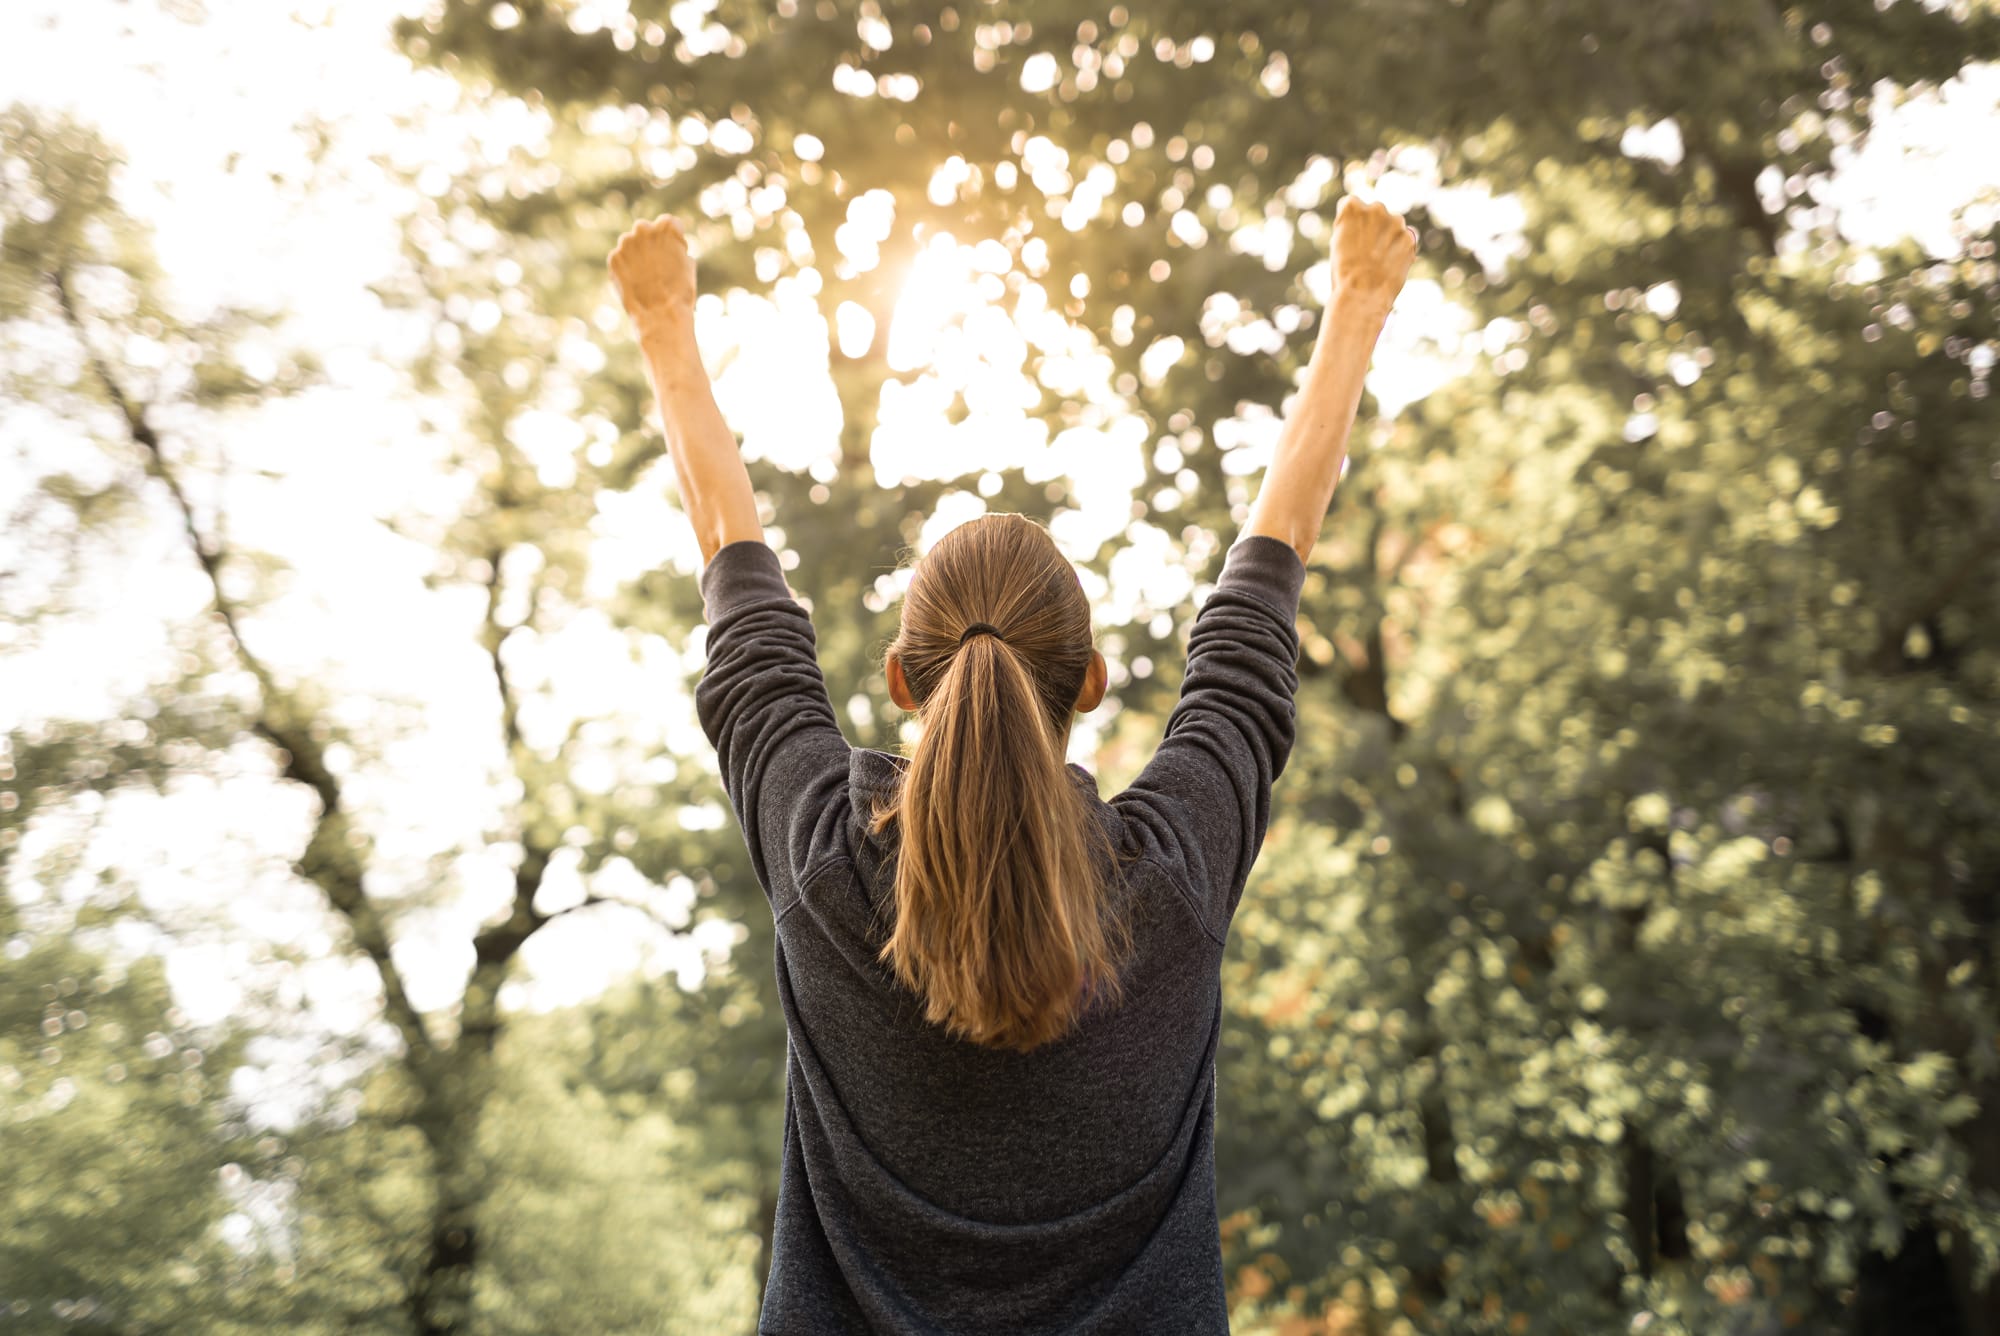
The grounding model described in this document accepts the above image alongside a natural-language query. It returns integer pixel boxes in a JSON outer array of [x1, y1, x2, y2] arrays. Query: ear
[[1074, 649, 1107, 714], [886, 651, 918, 711]]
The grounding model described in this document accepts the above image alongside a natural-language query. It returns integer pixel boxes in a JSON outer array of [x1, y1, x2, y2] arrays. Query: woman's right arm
[[1241, 195, 1418, 564], [1112, 196, 1416, 941], [1110, 535, 1306, 944]]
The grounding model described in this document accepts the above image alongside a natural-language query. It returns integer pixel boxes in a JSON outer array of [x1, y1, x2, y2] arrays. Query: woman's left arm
[[608, 216, 761, 560], [608, 217, 851, 914]]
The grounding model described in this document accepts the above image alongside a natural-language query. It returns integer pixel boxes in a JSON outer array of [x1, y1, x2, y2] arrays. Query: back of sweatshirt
[[694, 533, 1306, 1334]]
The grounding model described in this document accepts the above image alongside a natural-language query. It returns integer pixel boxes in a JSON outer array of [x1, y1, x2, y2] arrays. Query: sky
[[1, 0, 1997, 1126]]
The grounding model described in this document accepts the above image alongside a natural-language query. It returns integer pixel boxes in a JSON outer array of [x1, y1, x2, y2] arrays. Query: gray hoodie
[[694, 533, 1305, 1334]]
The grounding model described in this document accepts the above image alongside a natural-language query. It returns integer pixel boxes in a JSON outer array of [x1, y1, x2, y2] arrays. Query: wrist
[[638, 321, 706, 388], [1325, 289, 1395, 329], [1307, 295, 1390, 369]]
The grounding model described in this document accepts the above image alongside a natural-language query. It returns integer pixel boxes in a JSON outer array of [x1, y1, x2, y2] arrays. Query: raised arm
[[611, 218, 852, 917], [1241, 195, 1419, 564], [608, 217, 762, 562], [1109, 196, 1416, 942]]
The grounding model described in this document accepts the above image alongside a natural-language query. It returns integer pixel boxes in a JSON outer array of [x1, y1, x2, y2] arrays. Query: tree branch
[[545, 889, 692, 937], [463, 547, 558, 1048], [49, 265, 435, 1064]]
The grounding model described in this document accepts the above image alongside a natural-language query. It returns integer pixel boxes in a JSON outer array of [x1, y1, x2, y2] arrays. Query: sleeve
[[692, 539, 854, 917], [1110, 534, 1306, 944]]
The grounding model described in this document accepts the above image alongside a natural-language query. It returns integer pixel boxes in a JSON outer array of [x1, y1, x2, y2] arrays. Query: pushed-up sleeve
[[692, 539, 854, 917], [1111, 534, 1305, 944]]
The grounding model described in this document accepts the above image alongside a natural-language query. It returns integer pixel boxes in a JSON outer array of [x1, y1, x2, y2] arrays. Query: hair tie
[[958, 621, 1004, 646]]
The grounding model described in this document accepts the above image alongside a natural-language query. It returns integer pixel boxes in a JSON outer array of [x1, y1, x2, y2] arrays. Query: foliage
[[0, 883, 277, 1334], [5, 1, 2000, 1333]]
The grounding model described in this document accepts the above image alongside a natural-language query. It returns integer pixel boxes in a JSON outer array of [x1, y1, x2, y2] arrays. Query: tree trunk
[[406, 1034, 501, 1335], [1944, 1083, 2000, 1336], [1621, 1128, 1688, 1284], [410, 1115, 487, 1336], [412, 1217, 477, 1336]]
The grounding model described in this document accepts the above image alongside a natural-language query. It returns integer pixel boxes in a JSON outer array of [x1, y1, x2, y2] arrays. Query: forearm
[[638, 327, 763, 564], [1242, 296, 1390, 564]]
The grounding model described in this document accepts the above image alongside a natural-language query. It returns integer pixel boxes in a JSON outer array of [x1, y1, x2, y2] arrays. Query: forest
[[3, 0, 1999, 1332]]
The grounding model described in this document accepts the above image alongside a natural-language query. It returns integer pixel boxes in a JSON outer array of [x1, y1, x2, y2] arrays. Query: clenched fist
[[608, 215, 697, 338], [1329, 195, 1418, 318]]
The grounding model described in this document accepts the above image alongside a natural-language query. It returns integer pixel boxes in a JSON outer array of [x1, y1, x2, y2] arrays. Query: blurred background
[[3, 0, 1999, 1332]]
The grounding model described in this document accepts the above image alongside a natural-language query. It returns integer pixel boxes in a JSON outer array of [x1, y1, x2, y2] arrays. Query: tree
[[3, 101, 771, 1332]]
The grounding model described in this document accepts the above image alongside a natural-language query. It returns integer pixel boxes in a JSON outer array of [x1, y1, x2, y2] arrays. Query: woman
[[609, 195, 1416, 1334]]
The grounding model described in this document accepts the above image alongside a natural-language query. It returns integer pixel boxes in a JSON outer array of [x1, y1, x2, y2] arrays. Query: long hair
[[871, 513, 1133, 1053]]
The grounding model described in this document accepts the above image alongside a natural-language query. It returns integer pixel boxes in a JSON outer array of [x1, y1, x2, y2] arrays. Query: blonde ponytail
[[872, 514, 1131, 1053]]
